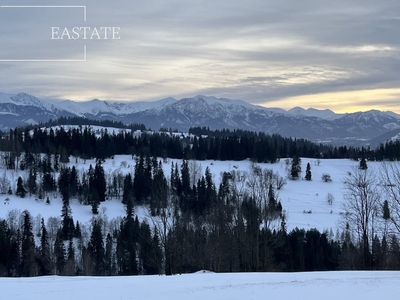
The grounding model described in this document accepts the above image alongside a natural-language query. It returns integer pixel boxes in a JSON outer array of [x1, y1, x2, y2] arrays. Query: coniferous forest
[[0, 120, 400, 277]]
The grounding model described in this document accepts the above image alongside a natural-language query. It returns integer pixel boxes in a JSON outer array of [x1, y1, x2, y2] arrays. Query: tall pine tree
[[305, 162, 312, 181]]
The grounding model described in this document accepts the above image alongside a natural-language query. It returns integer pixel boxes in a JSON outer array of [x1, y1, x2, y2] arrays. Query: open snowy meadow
[[2, 271, 399, 300]]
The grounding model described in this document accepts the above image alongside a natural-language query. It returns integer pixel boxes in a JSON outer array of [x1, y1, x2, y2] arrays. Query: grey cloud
[[0, 0, 399, 109]]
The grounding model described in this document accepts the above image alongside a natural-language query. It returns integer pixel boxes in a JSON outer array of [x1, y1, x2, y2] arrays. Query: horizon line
[[0, 91, 398, 115]]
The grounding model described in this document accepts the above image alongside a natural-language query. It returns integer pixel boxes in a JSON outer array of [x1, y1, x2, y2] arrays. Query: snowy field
[[2, 271, 399, 300], [0, 156, 388, 233]]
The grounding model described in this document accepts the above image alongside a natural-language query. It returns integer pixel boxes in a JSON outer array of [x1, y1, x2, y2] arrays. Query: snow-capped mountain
[[0, 92, 76, 127], [0, 92, 399, 146], [56, 97, 176, 117], [288, 107, 342, 120]]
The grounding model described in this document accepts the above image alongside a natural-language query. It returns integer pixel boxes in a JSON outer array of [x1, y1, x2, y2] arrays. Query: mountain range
[[0, 92, 399, 146]]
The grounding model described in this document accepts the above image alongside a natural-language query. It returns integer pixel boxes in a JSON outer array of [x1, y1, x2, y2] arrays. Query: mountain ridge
[[0, 92, 399, 146]]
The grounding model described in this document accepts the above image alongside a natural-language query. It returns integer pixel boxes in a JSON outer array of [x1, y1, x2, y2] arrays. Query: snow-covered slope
[[56, 97, 177, 116], [2, 271, 399, 300], [0, 156, 386, 233]]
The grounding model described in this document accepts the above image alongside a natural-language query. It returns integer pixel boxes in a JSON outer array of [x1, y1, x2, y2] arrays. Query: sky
[[0, 0, 399, 113]]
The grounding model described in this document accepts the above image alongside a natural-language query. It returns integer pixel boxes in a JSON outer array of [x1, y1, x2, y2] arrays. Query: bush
[[321, 173, 332, 182]]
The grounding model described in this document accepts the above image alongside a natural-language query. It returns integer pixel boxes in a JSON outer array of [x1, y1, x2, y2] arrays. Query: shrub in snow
[[321, 173, 332, 182], [273, 172, 287, 190]]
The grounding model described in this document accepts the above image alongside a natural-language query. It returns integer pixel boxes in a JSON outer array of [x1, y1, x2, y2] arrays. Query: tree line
[[1, 125, 400, 166]]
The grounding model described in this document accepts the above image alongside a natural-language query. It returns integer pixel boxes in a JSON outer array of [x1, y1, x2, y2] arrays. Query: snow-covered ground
[[2, 271, 399, 300], [0, 156, 386, 233], [0, 157, 398, 296]]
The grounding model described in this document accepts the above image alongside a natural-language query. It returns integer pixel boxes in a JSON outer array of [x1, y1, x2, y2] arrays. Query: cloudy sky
[[0, 0, 399, 113]]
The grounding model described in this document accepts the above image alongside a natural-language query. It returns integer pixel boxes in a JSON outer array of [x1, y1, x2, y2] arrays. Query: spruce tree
[[89, 219, 105, 275], [90, 190, 100, 215], [372, 234, 382, 269], [205, 166, 216, 209], [93, 162, 106, 202], [65, 239, 75, 276], [305, 162, 312, 181], [21, 211, 36, 276], [383, 200, 391, 220], [105, 233, 114, 276], [359, 151, 368, 170], [180, 160, 191, 195], [74, 221, 82, 239], [69, 166, 78, 198], [53, 153, 60, 172], [122, 173, 133, 206], [42, 172, 56, 194], [290, 156, 301, 180], [61, 196, 75, 240], [116, 210, 138, 275], [54, 230, 66, 275], [151, 228, 163, 274], [150, 162, 168, 215], [39, 218, 51, 275], [16, 177, 26, 198], [133, 154, 146, 204], [58, 166, 71, 200], [139, 222, 154, 275], [27, 168, 37, 196]]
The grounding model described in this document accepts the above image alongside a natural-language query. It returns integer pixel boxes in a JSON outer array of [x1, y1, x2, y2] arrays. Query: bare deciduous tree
[[341, 167, 380, 268], [146, 192, 177, 275], [273, 171, 287, 190], [326, 193, 334, 205], [0, 171, 11, 194], [189, 160, 202, 187], [230, 169, 248, 202]]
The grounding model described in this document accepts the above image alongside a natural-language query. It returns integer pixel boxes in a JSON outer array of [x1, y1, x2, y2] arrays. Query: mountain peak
[[9, 92, 55, 112], [186, 95, 261, 111], [12, 92, 38, 102], [288, 106, 339, 120]]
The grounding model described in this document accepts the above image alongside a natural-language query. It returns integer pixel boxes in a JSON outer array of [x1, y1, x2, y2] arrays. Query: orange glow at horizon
[[260, 88, 400, 114]]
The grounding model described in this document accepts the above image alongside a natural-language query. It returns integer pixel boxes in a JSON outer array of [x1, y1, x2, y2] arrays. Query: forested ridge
[[0, 121, 400, 276], [1, 122, 400, 163]]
